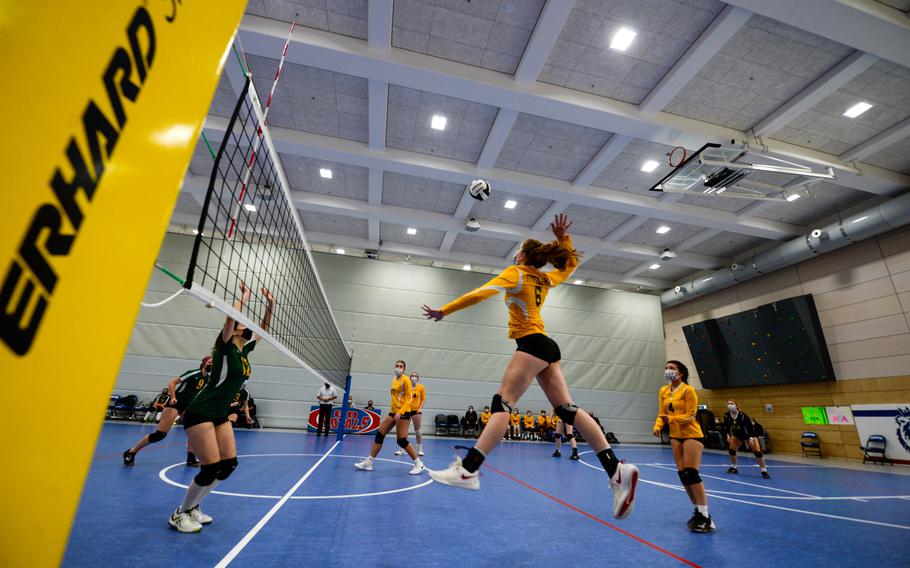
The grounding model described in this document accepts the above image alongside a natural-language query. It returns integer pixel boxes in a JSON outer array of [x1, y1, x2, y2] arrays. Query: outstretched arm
[[222, 281, 252, 343], [421, 266, 520, 322], [545, 213, 578, 287], [254, 287, 276, 342]]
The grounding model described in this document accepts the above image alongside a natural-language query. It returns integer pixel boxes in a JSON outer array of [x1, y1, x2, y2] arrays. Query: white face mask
[[728, 404, 737, 413], [394, 367, 404, 377], [664, 369, 677, 382]]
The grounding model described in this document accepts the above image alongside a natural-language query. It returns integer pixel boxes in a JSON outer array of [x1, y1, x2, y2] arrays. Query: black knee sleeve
[[148, 430, 167, 443], [554, 403, 578, 425], [680, 467, 702, 486], [216, 457, 238, 481], [728, 448, 737, 456], [374, 431, 385, 444], [490, 394, 511, 414], [194, 463, 220, 486], [677, 470, 686, 484], [396, 437, 409, 449], [565, 433, 575, 442], [753, 451, 763, 459]]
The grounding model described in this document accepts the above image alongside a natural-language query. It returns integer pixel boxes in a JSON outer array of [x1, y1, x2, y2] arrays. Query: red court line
[[486, 465, 702, 568]]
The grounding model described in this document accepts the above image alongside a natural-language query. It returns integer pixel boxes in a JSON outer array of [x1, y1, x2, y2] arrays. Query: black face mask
[[241, 328, 253, 340]]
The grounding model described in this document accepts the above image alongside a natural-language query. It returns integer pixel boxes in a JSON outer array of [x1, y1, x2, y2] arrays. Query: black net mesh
[[186, 77, 350, 385]]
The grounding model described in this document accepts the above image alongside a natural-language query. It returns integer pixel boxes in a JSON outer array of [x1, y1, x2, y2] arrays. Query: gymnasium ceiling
[[171, 0, 910, 293]]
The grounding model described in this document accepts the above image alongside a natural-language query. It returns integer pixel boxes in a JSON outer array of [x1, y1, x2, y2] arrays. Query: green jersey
[[188, 333, 256, 418], [173, 368, 209, 404]]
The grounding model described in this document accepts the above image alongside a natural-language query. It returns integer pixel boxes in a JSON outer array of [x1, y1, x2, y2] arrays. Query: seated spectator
[[462, 406, 479, 437], [479, 406, 491, 434], [364, 400, 375, 411], [144, 388, 170, 423], [507, 408, 521, 440], [522, 410, 536, 440], [536, 409, 549, 440], [548, 410, 560, 439]]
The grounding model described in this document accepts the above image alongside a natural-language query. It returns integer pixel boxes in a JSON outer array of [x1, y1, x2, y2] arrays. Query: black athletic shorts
[[515, 333, 561, 363], [173, 398, 189, 414], [671, 437, 705, 446], [390, 411, 415, 419], [182, 409, 229, 429]]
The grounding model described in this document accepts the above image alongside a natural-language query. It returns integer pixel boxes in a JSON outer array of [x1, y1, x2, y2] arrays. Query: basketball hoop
[[668, 146, 687, 168]]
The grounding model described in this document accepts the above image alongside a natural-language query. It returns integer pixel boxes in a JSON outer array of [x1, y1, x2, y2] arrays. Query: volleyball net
[[183, 74, 351, 386]]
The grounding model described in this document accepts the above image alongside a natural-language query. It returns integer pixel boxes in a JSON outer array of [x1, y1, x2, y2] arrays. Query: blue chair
[[800, 432, 822, 458], [434, 414, 447, 436], [861, 435, 891, 465]]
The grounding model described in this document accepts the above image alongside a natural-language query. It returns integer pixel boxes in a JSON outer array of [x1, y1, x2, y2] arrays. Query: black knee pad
[[565, 433, 574, 442], [680, 467, 702, 486], [216, 457, 238, 481], [677, 470, 686, 484], [374, 431, 385, 444], [194, 463, 220, 486], [753, 451, 763, 459], [554, 403, 578, 425], [728, 448, 737, 456], [396, 437, 409, 449], [148, 430, 167, 443], [490, 394, 511, 414]]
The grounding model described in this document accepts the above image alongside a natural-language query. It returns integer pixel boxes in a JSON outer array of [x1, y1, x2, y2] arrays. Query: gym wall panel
[[112, 232, 666, 441], [663, 224, 910, 459]]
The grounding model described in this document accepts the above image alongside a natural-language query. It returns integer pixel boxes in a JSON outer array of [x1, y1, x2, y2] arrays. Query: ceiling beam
[[236, 15, 909, 195], [367, 0, 393, 51], [573, 134, 633, 188], [639, 5, 752, 113], [721, 0, 910, 69], [203, 116, 802, 240], [752, 51, 879, 138], [531, 201, 570, 232], [476, 109, 519, 169], [840, 115, 910, 163], [513, 0, 576, 84]]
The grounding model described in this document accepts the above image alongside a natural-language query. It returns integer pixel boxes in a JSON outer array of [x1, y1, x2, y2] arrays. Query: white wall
[[114, 232, 667, 441]]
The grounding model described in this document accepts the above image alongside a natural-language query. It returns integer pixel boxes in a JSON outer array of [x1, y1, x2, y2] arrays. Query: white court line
[[576, 456, 910, 531], [647, 463, 819, 498], [214, 441, 339, 568], [647, 463, 823, 468]]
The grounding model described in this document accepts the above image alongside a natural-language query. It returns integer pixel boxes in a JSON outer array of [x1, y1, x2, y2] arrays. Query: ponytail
[[521, 239, 580, 269]]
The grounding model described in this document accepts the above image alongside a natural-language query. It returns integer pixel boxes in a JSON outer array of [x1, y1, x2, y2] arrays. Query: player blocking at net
[[421, 214, 638, 519]]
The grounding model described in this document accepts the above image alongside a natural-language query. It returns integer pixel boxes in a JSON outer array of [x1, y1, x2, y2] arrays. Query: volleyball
[[468, 179, 491, 201]]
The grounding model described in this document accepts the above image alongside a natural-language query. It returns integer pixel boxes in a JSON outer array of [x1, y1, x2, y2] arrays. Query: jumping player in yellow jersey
[[396, 371, 427, 456], [422, 214, 638, 519], [354, 361, 425, 474], [653, 360, 714, 533]]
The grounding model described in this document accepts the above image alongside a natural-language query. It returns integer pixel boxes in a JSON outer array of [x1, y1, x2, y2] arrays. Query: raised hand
[[550, 213, 572, 240], [239, 280, 251, 302], [421, 304, 444, 322], [262, 287, 276, 304]]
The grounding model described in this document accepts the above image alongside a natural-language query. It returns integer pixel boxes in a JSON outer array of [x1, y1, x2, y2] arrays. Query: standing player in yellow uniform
[[653, 360, 714, 533], [396, 371, 427, 456], [354, 361, 425, 474], [422, 214, 638, 519]]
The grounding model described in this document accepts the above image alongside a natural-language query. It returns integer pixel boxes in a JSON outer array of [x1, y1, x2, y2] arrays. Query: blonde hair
[[521, 239, 580, 269]]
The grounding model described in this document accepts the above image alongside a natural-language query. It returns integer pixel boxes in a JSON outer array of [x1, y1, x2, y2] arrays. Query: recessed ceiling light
[[656, 225, 671, 234], [640, 160, 659, 173], [843, 102, 873, 118], [319, 168, 333, 179], [243, 203, 257, 212], [406, 227, 417, 235], [336, 248, 345, 255], [609, 27, 637, 51], [431, 115, 447, 130], [504, 199, 517, 209], [649, 263, 661, 270], [462, 264, 471, 271], [574, 279, 584, 285], [786, 193, 801, 202]]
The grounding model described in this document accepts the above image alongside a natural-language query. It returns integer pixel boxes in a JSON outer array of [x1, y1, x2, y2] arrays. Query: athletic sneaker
[[394, 449, 404, 456], [570, 451, 580, 461], [761, 470, 771, 479], [427, 457, 480, 490], [686, 509, 699, 530], [354, 457, 373, 471], [610, 462, 639, 519], [552, 450, 561, 458], [186, 452, 200, 467], [122, 450, 135, 467], [418, 445, 424, 457], [168, 509, 202, 533], [409, 459, 426, 475], [187, 506, 213, 525], [726, 466, 738, 474], [690, 511, 715, 533]]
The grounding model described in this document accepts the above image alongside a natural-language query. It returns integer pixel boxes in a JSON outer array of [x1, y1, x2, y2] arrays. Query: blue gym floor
[[64, 422, 910, 567]]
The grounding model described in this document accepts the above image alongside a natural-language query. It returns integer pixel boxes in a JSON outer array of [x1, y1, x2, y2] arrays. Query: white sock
[[760, 467, 767, 472], [696, 505, 709, 516]]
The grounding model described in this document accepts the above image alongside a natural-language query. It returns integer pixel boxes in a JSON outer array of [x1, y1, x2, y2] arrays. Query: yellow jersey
[[549, 415, 560, 428], [410, 383, 426, 412], [440, 236, 578, 339], [523, 415, 535, 428], [538, 414, 548, 426], [510, 413, 521, 425], [653, 383, 703, 439], [480, 411, 491, 424], [389, 374, 412, 415]]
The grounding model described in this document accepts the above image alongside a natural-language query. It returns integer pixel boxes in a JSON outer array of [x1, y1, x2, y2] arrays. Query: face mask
[[664, 369, 677, 382], [240, 328, 253, 340], [727, 404, 737, 412], [394, 367, 404, 377]]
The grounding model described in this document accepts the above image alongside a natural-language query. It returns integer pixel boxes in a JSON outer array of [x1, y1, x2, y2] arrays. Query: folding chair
[[861, 435, 891, 465], [446, 414, 461, 436], [434, 414, 447, 436], [800, 432, 822, 457]]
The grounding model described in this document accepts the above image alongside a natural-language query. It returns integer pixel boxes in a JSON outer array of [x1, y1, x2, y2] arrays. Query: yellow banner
[[0, 2, 245, 565]]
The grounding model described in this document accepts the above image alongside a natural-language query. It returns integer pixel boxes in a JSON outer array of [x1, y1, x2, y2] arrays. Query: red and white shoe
[[610, 462, 639, 519], [427, 457, 480, 490]]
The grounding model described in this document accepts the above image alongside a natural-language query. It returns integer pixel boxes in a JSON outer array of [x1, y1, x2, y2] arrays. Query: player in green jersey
[[168, 281, 275, 533]]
